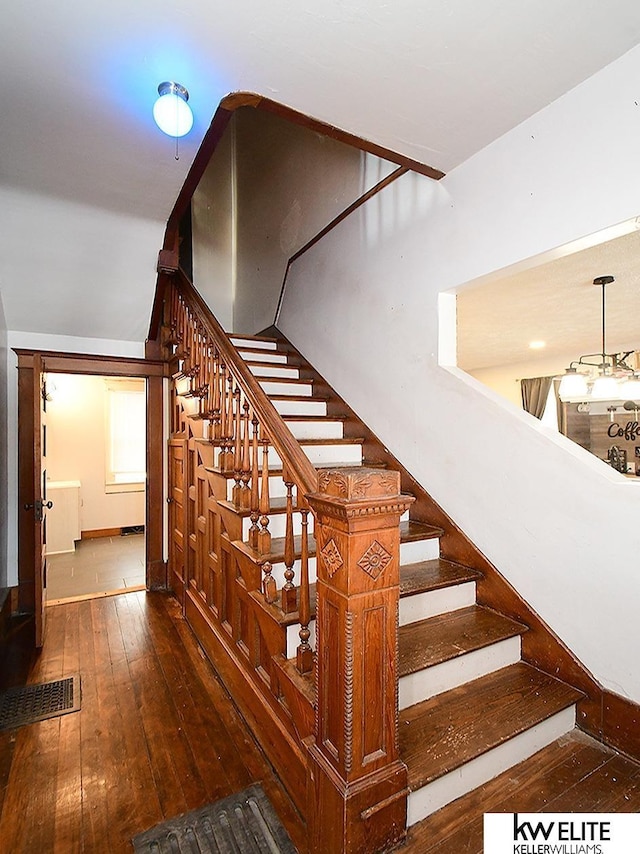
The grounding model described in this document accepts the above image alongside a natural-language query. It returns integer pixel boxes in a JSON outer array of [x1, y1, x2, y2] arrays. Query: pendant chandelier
[[558, 276, 640, 402]]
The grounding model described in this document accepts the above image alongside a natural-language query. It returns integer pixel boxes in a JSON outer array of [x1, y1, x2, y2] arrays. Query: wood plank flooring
[[0, 591, 305, 853]]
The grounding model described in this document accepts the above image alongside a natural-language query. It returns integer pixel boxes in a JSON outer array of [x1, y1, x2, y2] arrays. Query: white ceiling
[[457, 227, 640, 371], [3, 1, 640, 342], [4, 1, 640, 222]]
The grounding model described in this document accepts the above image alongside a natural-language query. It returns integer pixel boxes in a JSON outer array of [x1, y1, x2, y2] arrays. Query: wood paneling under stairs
[[0, 592, 305, 854]]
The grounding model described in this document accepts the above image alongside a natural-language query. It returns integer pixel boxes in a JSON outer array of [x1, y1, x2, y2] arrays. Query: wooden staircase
[[153, 271, 630, 852], [227, 332, 584, 834]]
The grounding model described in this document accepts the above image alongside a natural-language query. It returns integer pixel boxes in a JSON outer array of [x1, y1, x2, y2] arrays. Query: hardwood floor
[[0, 591, 305, 853], [2, 591, 639, 854]]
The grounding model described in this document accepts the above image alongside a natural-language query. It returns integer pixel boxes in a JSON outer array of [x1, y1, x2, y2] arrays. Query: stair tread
[[255, 376, 314, 385], [205, 460, 386, 478], [400, 520, 444, 541], [399, 558, 481, 597], [269, 394, 330, 402], [235, 519, 441, 564], [228, 334, 281, 344], [400, 662, 583, 791], [218, 497, 302, 517], [244, 359, 299, 369], [398, 605, 527, 677]]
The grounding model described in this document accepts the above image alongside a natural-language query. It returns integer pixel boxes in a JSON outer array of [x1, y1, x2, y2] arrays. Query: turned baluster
[[218, 361, 227, 464], [297, 508, 313, 673], [210, 347, 221, 441], [257, 437, 271, 555], [248, 416, 260, 549], [239, 400, 252, 509], [281, 478, 297, 613], [232, 387, 243, 502], [262, 560, 276, 604], [220, 370, 235, 472]]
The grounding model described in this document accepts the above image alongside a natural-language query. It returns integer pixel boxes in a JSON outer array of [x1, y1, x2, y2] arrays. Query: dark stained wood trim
[[274, 166, 407, 324], [161, 91, 445, 254], [81, 528, 122, 540], [146, 374, 167, 590], [14, 350, 168, 624], [223, 93, 446, 181]]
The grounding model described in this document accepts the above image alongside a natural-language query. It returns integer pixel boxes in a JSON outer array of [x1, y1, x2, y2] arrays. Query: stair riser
[[406, 705, 576, 826], [237, 350, 288, 364], [269, 444, 363, 466], [258, 380, 313, 396], [400, 538, 439, 564], [285, 420, 344, 440], [249, 364, 300, 379], [399, 636, 521, 710], [272, 399, 327, 417], [399, 582, 475, 626], [230, 337, 278, 350]]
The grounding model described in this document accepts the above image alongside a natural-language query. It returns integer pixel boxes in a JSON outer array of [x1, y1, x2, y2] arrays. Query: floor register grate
[[132, 784, 298, 853], [0, 674, 81, 730]]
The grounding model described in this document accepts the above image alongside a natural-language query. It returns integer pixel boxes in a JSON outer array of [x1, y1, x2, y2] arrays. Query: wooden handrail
[[173, 270, 318, 496]]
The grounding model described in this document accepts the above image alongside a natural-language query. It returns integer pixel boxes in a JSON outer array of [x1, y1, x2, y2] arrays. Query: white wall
[[0, 292, 8, 589], [5, 332, 145, 587], [0, 185, 163, 341], [280, 46, 640, 702], [46, 374, 145, 533], [192, 119, 236, 331]]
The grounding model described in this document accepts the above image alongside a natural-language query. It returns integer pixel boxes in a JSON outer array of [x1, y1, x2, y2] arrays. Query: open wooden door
[[17, 353, 51, 647]]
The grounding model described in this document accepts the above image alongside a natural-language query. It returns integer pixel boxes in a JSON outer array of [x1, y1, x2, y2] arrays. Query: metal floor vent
[[132, 784, 298, 854], [0, 674, 81, 731]]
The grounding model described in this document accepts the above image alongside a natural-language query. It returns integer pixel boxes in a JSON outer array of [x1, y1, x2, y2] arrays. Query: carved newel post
[[306, 468, 414, 854]]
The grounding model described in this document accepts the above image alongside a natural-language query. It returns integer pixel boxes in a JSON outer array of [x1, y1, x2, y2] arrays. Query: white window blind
[[105, 380, 146, 492]]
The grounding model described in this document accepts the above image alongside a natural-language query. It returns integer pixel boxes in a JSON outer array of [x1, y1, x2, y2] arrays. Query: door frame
[[15, 349, 167, 624]]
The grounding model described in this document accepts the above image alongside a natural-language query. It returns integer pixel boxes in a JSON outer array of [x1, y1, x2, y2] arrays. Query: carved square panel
[[320, 538, 343, 577], [357, 540, 392, 580]]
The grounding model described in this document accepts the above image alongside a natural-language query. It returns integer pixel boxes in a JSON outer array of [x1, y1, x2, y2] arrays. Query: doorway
[[15, 349, 166, 647], [44, 373, 147, 604]]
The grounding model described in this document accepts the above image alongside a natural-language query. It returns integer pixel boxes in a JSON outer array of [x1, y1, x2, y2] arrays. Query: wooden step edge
[[298, 437, 365, 446], [204, 460, 388, 478], [398, 605, 528, 678], [399, 558, 482, 598], [235, 345, 290, 356], [228, 333, 281, 344], [244, 359, 301, 369], [269, 394, 330, 402], [276, 656, 316, 706], [401, 662, 584, 792], [400, 520, 445, 541], [255, 376, 315, 385]]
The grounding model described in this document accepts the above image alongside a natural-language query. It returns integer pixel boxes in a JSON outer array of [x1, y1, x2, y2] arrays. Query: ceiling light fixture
[[153, 82, 193, 159], [558, 275, 639, 402]]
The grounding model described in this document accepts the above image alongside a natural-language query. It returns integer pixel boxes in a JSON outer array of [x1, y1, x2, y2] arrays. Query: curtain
[[520, 376, 553, 420], [553, 377, 567, 435]]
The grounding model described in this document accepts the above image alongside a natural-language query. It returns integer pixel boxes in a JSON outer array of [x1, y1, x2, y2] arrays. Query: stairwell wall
[[279, 45, 640, 703]]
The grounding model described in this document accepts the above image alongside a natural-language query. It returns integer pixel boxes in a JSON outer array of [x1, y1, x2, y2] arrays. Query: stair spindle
[[239, 400, 252, 509], [281, 478, 297, 614], [257, 437, 271, 555], [210, 347, 221, 441], [232, 386, 243, 505], [296, 508, 313, 673], [262, 560, 276, 604], [248, 416, 260, 549]]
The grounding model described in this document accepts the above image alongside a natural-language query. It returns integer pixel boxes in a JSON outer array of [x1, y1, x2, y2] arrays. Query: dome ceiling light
[[153, 81, 193, 159]]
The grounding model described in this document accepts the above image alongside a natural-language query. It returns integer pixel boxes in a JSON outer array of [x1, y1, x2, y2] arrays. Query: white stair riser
[[399, 582, 475, 626], [237, 349, 288, 364], [285, 420, 343, 440], [267, 557, 317, 590], [242, 512, 315, 540], [230, 337, 277, 350], [259, 380, 313, 396], [407, 705, 576, 826], [400, 538, 439, 564], [286, 621, 317, 659], [269, 444, 363, 466], [249, 364, 300, 379], [273, 399, 327, 416], [399, 636, 521, 709]]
